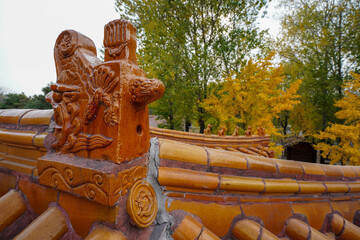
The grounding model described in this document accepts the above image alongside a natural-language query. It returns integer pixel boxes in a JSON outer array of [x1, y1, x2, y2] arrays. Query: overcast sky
[[0, 0, 280, 96]]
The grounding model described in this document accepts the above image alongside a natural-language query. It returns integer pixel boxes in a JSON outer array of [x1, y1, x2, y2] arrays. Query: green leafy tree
[[0, 93, 29, 109], [116, 0, 270, 132], [278, 0, 360, 131], [25, 83, 52, 109], [0, 84, 52, 110], [0, 86, 11, 105]]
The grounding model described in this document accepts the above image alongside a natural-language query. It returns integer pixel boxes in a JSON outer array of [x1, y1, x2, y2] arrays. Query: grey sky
[[0, 0, 280, 96]]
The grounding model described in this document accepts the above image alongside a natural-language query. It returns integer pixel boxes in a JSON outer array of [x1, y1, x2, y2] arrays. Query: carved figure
[[104, 19, 137, 63], [257, 126, 266, 136], [47, 30, 112, 154], [129, 77, 165, 109], [204, 124, 212, 135], [218, 126, 226, 136], [245, 126, 252, 137], [46, 20, 165, 163], [232, 126, 240, 136]]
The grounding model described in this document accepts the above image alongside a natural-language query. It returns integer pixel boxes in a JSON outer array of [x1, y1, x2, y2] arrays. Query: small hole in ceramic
[[136, 125, 143, 135]]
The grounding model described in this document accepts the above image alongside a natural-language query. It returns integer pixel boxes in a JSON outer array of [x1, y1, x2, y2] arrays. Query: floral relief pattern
[[126, 180, 157, 228]]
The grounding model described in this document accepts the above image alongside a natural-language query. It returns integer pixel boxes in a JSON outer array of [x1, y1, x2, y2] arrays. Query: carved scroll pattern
[[41, 166, 108, 202], [113, 166, 147, 197], [39, 164, 147, 205]]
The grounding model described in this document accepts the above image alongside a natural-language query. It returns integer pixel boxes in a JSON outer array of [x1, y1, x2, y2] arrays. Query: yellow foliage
[[289, 102, 320, 135], [269, 142, 284, 158], [315, 73, 360, 165], [202, 52, 302, 136]]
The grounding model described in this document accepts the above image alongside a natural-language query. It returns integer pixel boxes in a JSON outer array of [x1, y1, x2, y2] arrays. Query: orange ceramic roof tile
[[346, 182, 360, 192], [0, 160, 36, 175], [172, 215, 203, 240], [330, 200, 360, 222], [58, 192, 118, 238], [264, 179, 300, 193], [232, 219, 280, 240], [0, 129, 36, 146], [322, 165, 343, 178], [6, 144, 43, 160], [285, 218, 331, 240], [207, 148, 247, 169], [248, 146, 269, 157], [85, 226, 127, 240], [291, 201, 332, 230], [165, 192, 185, 198], [0, 172, 16, 197], [0, 109, 34, 124], [325, 182, 350, 193], [324, 232, 336, 239], [0, 142, 7, 156], [198, 228, 221, 240], [33, 132, 48, 149], [19, 109, 53, 125], [331, 213, 360, 240], [183, 193, 239, 203], [14, 207, 68, 240], [298, 181, 327, 194], [274, 159, 304, 175], [330, 195, 352, 201], [165, 186, 214, 194], [225, 146, 240, 152], [152, 127, 271, 152], [239, 195, 310, 204], [245, 155, 277, 172], [241, 202, 293, 235], [159, 139, 208, 165], [18, 178, 58, 216], [331, 213, 344, 236], [154, 128, 269, 141], [0, 190, 27, 232], [237, 146, 259, 156], [5, 155, 37, 167], [299, 162, 326, 176], [339, 166, 358, 178], [232, 219, 261, 240], [220, 175, 264, 192], [167, 200, 242, 237], [311, 228, 333, 239], [158, 167, 219, 191], [285, 219, 309, 240], [353, 167, 360, 178]]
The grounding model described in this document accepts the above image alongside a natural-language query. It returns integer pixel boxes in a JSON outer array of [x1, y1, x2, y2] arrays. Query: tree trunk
[[197, 106, 205, 133], [198, 117, 205, 133], [169, 101, 174, 129], [185, 119, 191, 132]]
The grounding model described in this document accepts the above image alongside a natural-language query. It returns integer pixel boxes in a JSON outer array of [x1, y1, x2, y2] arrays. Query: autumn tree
[[202, 53, 301, 136], [278, 0, 360, 131], [116, 0, 270, 132], [315, 73, 360, 165]]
